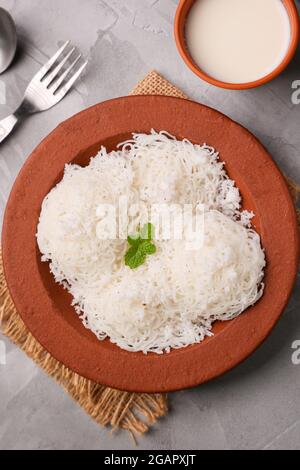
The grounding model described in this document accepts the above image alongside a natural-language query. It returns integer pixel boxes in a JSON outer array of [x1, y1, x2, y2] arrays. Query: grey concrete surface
[[0, 0, 300, 450]]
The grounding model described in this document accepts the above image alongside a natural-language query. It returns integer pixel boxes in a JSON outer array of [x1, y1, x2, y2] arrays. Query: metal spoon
[[0, 7, 17, 74]]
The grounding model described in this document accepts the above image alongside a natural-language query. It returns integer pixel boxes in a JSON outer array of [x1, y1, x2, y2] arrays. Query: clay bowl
[[2, 96, 299, 392], [174, 0, 300, 90]]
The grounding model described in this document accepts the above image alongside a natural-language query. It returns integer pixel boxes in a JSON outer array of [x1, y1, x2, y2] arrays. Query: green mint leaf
[[125, 223, 156, 270], [127, 234, 141, 247], [140, 222, 155, 241], [125, 245, 146, 269], [140, 240, 156, 255]]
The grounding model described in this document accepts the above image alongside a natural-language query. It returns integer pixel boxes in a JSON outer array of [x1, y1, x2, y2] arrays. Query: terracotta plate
[[2, 96, 299, 392]]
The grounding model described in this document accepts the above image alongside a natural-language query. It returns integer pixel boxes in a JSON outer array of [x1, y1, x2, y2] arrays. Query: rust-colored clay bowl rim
[[2, 96, 299, 393], [174, 0, 300, 90]]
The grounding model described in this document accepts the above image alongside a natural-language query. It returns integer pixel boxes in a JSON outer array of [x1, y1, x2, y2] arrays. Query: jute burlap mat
[[0, 71, 299, 438]]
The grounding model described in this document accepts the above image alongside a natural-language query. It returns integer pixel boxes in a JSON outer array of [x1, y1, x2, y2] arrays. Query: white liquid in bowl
[[185, 0, 291, 84]]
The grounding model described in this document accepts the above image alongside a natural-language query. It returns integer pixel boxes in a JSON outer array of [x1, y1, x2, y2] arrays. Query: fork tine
[[54, 61, 88, 99], [43, 47, 75, 87], [35, 41, 70, 81], [51, 54, 82, 92]]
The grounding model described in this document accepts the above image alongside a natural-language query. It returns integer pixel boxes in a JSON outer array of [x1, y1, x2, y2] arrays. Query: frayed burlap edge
[[0, 71, 299, 439]]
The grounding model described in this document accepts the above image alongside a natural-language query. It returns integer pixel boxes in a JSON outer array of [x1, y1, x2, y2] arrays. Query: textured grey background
[[0, 0, 300, 450]]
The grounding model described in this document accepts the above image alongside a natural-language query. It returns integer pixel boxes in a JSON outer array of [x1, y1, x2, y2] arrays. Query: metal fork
[[0, 41, 87, 143]]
